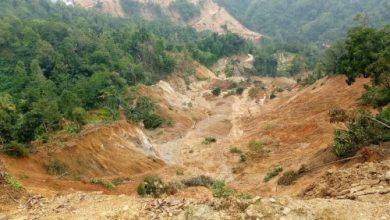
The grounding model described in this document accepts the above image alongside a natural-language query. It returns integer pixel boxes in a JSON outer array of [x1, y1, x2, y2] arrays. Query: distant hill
[[216, 0, 390, 44]]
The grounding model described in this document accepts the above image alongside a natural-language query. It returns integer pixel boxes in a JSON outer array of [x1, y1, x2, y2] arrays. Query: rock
[[385, 171, 390, 180], [282, 207, 291, 215], [122, 205, 129, 211], [0, 215, 8, 220], [245, 205, 264, 218], [252, 196, 261, 203], [269, 198, 276, 203]]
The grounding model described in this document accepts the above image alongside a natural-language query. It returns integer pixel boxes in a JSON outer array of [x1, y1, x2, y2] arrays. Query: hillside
[[1, 0, 390, 219], [73, 0, 262, 42], [216, 0, 390, 44]]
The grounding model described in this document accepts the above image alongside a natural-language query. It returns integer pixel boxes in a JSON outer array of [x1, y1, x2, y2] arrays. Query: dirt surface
[[6, 190, 390, 219], [2, 55, 390, 219]]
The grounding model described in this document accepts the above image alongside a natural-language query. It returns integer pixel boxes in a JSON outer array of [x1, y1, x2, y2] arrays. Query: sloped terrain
[[74, 0, 262, 42], [2, 56, 390, 219]]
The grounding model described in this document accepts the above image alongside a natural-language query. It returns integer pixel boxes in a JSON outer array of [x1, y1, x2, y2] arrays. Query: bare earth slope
[[2, 57, 390, 219], [74, 0, 262, 42]]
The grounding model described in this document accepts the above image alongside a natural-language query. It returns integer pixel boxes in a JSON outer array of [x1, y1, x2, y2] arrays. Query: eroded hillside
[[73, 0, 262, 42], [2, 56, 390, 219]]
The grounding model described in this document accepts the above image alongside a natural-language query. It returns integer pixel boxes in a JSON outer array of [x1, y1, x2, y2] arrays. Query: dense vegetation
[[322, 25, 390, 157], [216, 0, 389, 77], [0, 0, 250, 154], [216, 0, 389, 44], [170, 0, 201, 22]]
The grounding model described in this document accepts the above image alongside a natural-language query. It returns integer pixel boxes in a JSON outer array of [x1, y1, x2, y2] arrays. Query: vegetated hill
[[216, 0, 390, 44], [74, 0, 262, 42]]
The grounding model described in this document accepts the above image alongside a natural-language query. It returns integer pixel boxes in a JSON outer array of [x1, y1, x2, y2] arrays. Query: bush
[[211, 180, 233, 198], [5, 175, 23, 191], [263, 164, 283, 182], [329, 107, 349, 123], [137, 176, 166, 197], [143, 114, 163, 129], [47, 160, 68, 176], [236, 87, 245, 95], [248, 140, 267, 155], [1, 141, 28, 157], [230, 146, 242, 154], [248, 87, 259, 99], [240, 154, 247, 162], [212, 87, 221, 96], [65, 123, 81, 134], [202, 137, 217, 145], [90, 178, 116, 190], [71, 107, 87, 125], [332, 110, 385, 158], [277, 171, 299, 186], [182, 175, 214, 187]]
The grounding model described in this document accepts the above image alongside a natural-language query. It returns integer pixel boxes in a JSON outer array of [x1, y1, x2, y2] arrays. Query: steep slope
[[74, 0, 262, 42]]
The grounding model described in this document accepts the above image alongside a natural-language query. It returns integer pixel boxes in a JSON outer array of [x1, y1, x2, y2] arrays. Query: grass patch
[[263, 164, 283, 182], [202, 137, 216, 145], [5, 175, 23, 191], [1, 141, 29, 157], [47, 160, 68, 176], [230, 146, 243, 154], [248, 140, 268, 157], [211, 180, 234, 198], [90, 178, 116, 190]]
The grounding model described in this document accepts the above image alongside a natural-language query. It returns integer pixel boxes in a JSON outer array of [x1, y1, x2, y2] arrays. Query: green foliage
[[1, 141, 29, 157], [202, 137, 217, 145], [137, 176, 166, 198], [90, 178, 116, 190], [170, 0, 201, 21], [230, 147, 243, 154], [5, 175, 23, 191], [212, 87, 221, 96], [211, 180, 233, 198], [47, 160, 68, 176], [216, 0, 389, 45], [143, 114, 163, 129], [332, 111, 386, 158], [239, 154, 247, 163], [263, 164, 283, 183], [65, 123, 82, 134], [236, 87, 245, 95]]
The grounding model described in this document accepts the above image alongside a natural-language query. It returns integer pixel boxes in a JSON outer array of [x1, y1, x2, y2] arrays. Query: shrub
[[240, 154, 247, 162], [236, 87, 245, 95], [202, 137, 217, 145], [5, 175, 23, 191], [71, 107, 87, 125], [2, 141, 28, 157], [176, 169, 184, 176], [47, 160, 68, 176], [263, 164, 283, 182], [182, 175, 214, 187], [277, 171, 299, 186], [248, 87, 259, 99], [270, 91, 276, 99], [143, 114, 163, 129], [137, 176, 166, 197], [212, 87, 221, 96], [332, 110, 385, 158], [248, 140, 265, 153], [211, 180, 233, 198], [329, 107, 349, 123], [65, 123, 81, 134], [230, 146, 242, 154], [112, 177, 130, 186], [90, 178, 116, 190]]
